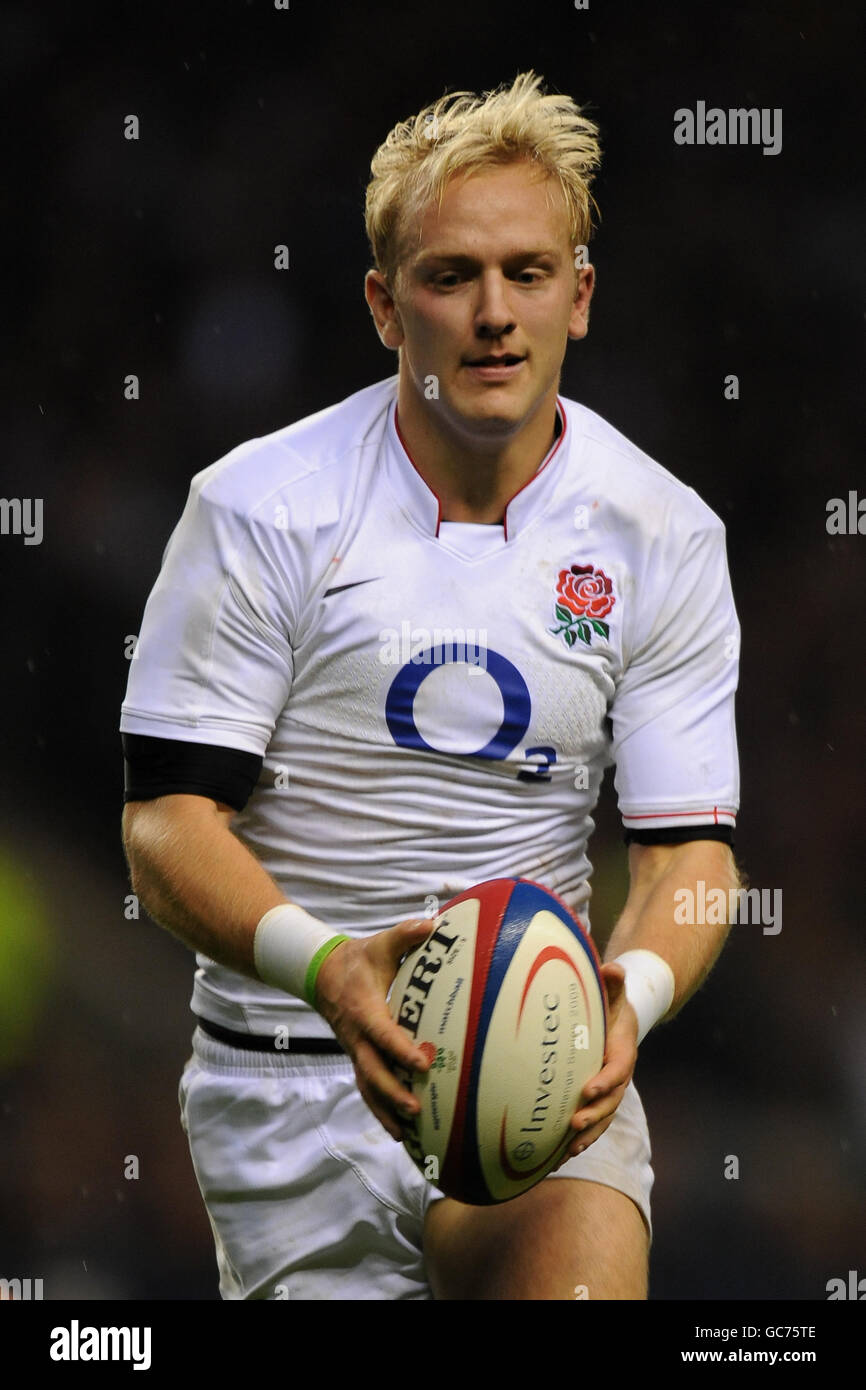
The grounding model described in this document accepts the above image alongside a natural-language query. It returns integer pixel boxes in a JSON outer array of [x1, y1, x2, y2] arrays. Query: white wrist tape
[[253, 904, 348, 1006], [613, 949, 676, 1044]]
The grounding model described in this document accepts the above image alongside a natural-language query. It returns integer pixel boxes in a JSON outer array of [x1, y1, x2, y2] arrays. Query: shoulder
[[560, 396, 726, 542], [187, 375, 399, 526]]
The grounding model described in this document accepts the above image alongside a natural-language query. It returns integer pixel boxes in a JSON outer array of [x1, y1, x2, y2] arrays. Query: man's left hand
[[555, 961, 638, 1165]]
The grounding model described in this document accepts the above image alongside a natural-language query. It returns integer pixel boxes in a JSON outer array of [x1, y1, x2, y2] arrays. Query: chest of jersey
[[285, 494, 623, 786]]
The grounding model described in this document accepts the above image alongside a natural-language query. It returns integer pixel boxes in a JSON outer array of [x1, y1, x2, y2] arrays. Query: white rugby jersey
[[121, 375, 739, 1035]]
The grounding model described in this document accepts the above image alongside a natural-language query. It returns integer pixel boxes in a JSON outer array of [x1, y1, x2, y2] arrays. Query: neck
[[395, 377, 560, 524]]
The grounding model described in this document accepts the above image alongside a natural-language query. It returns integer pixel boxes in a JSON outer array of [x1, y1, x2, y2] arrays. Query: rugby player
[[121, 72, 741, 1299]]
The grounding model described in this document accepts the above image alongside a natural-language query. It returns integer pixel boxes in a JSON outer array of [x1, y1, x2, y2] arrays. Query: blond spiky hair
[[365, 71, 601, 286]]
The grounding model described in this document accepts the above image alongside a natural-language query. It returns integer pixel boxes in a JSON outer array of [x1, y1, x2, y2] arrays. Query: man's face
[[367, 159, 594, 443]]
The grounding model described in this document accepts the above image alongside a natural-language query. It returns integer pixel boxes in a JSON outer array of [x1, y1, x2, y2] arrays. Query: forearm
[[604, 840, 740, 1020], [122, 796, 287, 978]]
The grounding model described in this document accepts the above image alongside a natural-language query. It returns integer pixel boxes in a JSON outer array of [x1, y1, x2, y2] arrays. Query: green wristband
[[304, 934, 351, 1007]]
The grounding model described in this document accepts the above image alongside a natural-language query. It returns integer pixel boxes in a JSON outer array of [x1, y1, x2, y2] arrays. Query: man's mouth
[[462, 353, 527, 380], [465, 353, 525, 367]]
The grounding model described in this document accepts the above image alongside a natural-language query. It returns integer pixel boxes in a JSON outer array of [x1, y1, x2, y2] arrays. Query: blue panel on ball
[[512, 878, 605, 1000]]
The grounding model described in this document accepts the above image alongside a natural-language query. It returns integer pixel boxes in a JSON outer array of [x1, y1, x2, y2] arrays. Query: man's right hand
[[313, 917, 434, 1139]]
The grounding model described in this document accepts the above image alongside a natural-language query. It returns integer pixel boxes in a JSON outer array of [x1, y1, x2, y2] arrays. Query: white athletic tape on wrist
[[613, 949, 676, 1044], [253, 904, 348, 1006]]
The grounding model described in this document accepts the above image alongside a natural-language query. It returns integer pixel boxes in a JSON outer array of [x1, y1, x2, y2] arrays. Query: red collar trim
[[393, 406, 443, 535], [502, 402, 567, 541]]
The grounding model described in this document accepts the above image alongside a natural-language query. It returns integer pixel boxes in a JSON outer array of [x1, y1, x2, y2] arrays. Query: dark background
[[1, 0, 864, 1299]]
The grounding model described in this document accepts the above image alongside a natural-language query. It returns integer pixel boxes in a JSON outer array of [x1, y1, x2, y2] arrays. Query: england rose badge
[[550, 564, 615, 648]]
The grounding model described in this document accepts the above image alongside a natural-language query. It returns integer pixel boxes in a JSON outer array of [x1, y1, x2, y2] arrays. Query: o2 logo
[[384, 645, 556, 782]]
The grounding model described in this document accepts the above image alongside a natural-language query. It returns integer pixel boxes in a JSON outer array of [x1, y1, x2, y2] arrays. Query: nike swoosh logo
[[323, 577, 383, 597]]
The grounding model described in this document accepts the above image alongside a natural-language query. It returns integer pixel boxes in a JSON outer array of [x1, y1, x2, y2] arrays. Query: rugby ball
[[388, 878, 607, 1205]]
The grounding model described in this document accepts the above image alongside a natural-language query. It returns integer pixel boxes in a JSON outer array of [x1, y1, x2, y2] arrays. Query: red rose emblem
[[550, 564, 615, 649], [556, 565, 615, 620]]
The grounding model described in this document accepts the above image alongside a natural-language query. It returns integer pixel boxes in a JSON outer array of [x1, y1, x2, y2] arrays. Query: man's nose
[[474, 271, 515, 339]]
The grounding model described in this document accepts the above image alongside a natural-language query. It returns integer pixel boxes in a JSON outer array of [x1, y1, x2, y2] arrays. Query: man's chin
[[439, 389, 540, 443]]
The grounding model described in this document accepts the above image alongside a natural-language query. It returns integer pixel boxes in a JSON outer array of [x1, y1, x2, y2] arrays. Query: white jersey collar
[[384, 397, 568, 541]]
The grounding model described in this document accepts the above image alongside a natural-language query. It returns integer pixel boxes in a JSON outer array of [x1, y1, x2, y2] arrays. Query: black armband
[[623, 824, 734, 847], [122, 733, 263, 812]]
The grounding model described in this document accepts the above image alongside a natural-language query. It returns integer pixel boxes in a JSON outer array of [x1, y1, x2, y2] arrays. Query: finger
[[358, 1083, 403, 1142], [576, 1032, 634, 1105], [354, 1068, 409, 1140], [600, 962, 627, 1011], [393, 914, 437, 936], [572, 1081, 629, 1139], [561, 1112, 616, 1161], [368, 918, 432, 978], [577, 1051, 631, 1104], [579, 1051, 632, 1103], [353, 1034, 420, 1126], [363, 1003, 431, 1072], [571, 1077, 629, 1131], [601, 961, 626, 988], [551, 1108, 617, 1168]]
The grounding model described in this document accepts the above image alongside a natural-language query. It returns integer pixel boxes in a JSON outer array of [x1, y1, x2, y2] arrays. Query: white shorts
[[179, 1026, 654, 1300]]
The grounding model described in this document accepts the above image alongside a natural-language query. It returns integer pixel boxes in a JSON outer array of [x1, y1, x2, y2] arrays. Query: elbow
[[121, 803, 153, 904]]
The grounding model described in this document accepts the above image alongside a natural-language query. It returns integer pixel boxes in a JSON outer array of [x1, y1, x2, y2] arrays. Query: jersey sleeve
[[610, 515, 740, 839], [120, 471, 297, 758]]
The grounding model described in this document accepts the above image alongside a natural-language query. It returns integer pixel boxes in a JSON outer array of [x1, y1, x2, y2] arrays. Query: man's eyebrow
[[412, 248, 562, 268]]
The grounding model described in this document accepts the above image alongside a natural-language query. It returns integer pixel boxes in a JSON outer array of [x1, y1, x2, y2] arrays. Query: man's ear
[[567, 264, 595, 341], [365, 269, 404, 350]]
